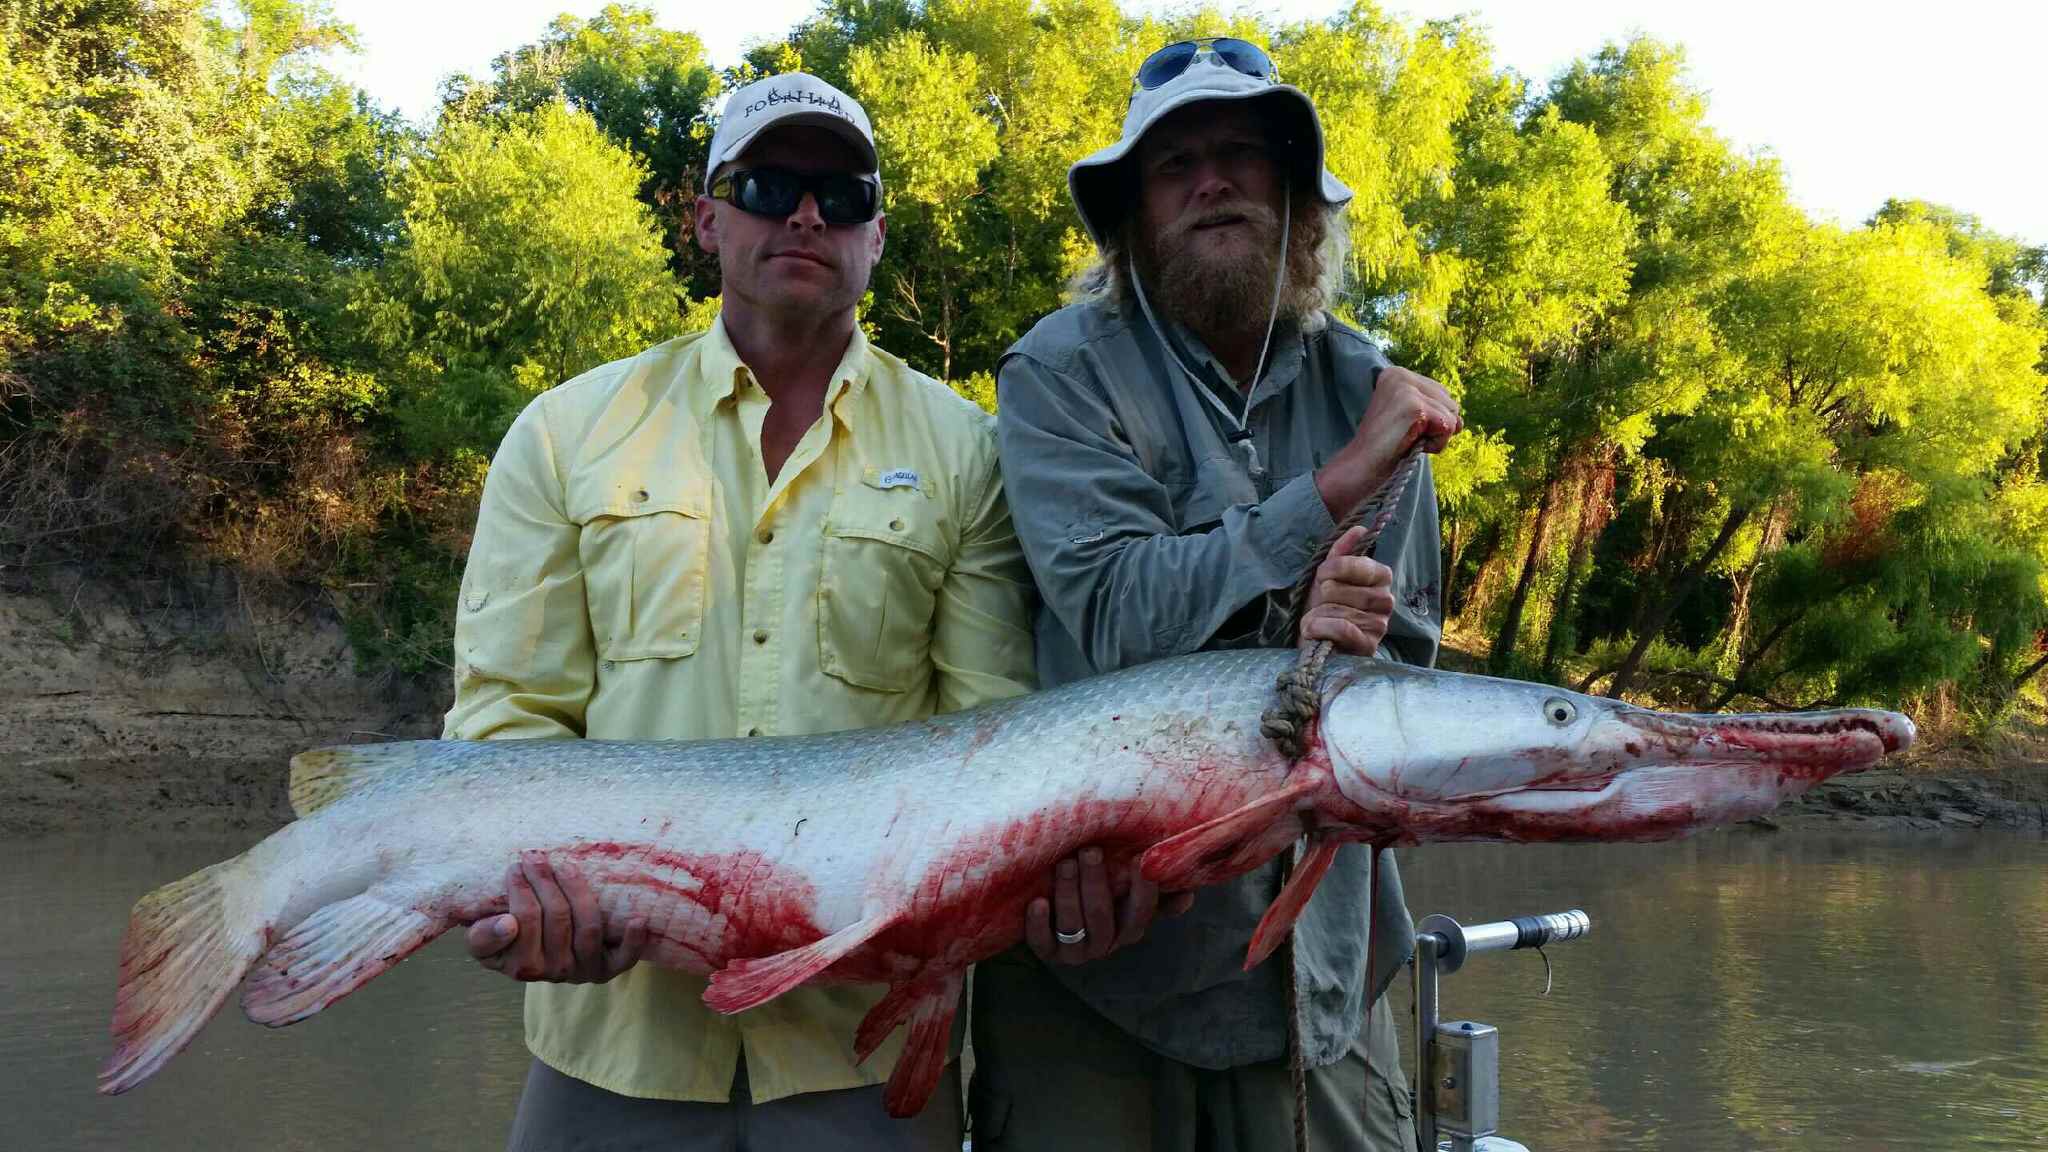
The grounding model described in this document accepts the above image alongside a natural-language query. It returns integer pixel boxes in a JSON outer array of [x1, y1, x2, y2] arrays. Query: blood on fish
[[560, 843, 826, 960]]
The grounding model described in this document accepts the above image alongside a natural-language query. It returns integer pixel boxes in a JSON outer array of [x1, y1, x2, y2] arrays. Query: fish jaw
[[1316, 665, 1915, 843]]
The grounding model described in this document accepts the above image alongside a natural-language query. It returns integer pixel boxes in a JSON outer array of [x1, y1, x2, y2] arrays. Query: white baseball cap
[[705, 72, 879, 185]]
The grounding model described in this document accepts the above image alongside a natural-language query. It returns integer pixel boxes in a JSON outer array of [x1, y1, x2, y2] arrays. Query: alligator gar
[[99, 649, 1912, 1114]]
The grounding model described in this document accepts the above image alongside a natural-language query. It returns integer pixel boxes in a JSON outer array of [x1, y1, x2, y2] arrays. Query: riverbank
[[0, 572, 441, 838], [1775, 751, 2048, 832], [3, 578, 2042, 837]]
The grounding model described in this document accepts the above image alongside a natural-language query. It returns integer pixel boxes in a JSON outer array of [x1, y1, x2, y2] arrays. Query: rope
[[1266, 446, 1429, 1152], [1282, 847, 1311, 1152], [1259, 447, 1428, 760]]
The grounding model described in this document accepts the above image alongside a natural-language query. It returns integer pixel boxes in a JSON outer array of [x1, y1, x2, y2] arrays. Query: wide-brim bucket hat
[[1068, 46, 1352, 249]]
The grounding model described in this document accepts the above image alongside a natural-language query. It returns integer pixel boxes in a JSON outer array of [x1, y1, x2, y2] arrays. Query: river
[[7, 829, 2043, 1149]]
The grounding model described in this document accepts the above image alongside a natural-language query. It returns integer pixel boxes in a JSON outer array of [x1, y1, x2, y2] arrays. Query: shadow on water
[[1395, 831, 2048, 1150], [8, 828, 2045, 1149]]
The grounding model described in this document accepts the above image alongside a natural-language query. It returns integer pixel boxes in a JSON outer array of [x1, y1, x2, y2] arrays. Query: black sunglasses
[[709, 167, 882, 225], [1134, 37, 1279, 93]]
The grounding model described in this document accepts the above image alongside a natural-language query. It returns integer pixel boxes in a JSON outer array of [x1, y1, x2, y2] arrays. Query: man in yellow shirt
[[445, 72, 1036, 1150]]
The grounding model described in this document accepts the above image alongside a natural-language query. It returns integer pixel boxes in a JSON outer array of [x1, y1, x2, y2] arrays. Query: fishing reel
[[1411, 909, 1592, 1152]]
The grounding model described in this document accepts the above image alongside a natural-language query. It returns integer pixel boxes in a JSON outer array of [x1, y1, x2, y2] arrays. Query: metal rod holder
[[1411, 910, 1590, 1152]]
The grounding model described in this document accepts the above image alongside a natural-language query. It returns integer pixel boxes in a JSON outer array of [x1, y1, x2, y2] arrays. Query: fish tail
[[99, 859, 266, 1095]]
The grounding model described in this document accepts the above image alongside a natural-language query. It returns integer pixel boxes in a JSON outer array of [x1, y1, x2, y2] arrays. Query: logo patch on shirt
[[877, 468, 921, 491]]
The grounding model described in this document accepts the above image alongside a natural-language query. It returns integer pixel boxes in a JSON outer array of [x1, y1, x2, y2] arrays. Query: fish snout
[[1876, 710, 1917, 755], [1616, 706, 1914, 771]]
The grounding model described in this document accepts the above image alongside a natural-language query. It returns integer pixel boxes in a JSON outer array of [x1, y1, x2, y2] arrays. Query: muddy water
[[3, 834, 528, 1151], [7, 829, 2044, 1149], [1394, 833, 2048, 1150]]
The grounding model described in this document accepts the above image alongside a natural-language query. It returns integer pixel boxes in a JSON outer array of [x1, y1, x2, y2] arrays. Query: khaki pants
[[969, 949, 1415, 1152], [505, 1056, 963, 1152]]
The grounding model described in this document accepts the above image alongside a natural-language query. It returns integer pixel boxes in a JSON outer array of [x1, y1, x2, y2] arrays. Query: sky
[[326, 0, 2047, 244]]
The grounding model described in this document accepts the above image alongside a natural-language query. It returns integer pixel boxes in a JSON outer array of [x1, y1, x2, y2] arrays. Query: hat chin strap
[[1126, 181, 1292, 480], [1251, 183, 1291, 393]]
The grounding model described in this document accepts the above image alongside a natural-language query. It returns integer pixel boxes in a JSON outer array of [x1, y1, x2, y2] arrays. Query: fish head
[[1315, 664, 1915, 841]]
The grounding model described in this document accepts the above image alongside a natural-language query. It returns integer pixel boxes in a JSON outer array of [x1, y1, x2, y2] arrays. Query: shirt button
[[889, 518, 904, 532], [753, 628, 769, 644], [632, 488, 649, 503], [757, 528, 774, 545], [746, 726, 762, 737]]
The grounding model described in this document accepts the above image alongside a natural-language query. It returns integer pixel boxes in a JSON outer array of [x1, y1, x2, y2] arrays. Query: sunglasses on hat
[[709, 167, 882, 225], [1132, 37, 1279, 95]]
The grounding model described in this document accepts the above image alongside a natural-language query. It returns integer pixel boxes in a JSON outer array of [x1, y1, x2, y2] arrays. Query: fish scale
[[98, 647, 1912, 1117]]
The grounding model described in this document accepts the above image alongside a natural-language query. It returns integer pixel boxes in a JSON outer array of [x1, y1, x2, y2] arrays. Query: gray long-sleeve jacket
[[994, 294, 1442, 1070]]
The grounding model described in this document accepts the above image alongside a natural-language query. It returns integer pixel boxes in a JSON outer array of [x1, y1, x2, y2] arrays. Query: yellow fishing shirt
[[443, 317, 1036, 1104]]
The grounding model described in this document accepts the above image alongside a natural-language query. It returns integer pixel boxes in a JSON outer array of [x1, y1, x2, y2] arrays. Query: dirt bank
[[0, 572, 442, 838], [1774, 758, 2048, 833]]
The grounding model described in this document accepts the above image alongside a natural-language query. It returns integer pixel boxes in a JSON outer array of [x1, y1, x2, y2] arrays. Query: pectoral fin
[[702, 911, 897, 1015], [876, 969, 964, 1118], [241, 892, 445, 1026], [1140, 780, 1316, 892], [1243, 836, 1341, 971]]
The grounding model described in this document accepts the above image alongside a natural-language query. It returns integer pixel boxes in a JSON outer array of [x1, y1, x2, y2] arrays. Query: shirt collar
[[1167, 318, 1308, 408], [693, 313, 874, 422]]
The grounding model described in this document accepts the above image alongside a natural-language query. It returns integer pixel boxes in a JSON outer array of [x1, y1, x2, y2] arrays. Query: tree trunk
[[1491, 466, 1561, 674], [1710, 599, 1814, 710], [1717, 504, 1785, 686], [938, 252, 954, 382], [1542, 455, 1613, 678], [1608, 503, 1754, 699], [2010, 645, 2048, 691]]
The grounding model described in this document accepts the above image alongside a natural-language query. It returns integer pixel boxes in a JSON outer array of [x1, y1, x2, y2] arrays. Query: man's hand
[[1316, 364, 1462, 516], [1025, 847, 1196, 966], [1300, 525, 1395, 655], [467, 851, 650, 984]]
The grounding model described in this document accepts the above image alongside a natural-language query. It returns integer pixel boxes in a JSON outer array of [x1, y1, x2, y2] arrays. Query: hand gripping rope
[[1259, 446, 1429, 758]]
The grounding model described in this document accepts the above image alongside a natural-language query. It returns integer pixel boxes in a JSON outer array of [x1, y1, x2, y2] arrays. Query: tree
[[361, 104, 681, 460], [440, 4, 722, 290], [846, 31, 998, 380]]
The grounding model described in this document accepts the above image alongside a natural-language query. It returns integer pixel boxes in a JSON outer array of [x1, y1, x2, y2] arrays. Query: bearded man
[[973, 38, 1462, 1152]]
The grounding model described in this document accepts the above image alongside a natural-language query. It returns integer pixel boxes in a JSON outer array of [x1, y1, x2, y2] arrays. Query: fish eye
[[1543, 697, 1577, 726]]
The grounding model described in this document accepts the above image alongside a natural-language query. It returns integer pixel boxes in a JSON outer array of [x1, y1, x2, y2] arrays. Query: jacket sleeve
[[996, 352, 1338, 677], [441, 394, 597, 741], [930, 426, 1039, 712]]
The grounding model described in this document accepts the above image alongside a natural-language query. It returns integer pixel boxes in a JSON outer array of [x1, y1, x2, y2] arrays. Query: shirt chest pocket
[[818, 481, 948, 693], [573, 478, 712, 662]]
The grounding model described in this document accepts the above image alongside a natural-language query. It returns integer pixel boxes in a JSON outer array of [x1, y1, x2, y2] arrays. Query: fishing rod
[[1412, 909, 1593, 1152]]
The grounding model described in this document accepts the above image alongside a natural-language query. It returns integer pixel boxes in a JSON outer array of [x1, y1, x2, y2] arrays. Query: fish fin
[[100, 859, 268, 1095], [852, 967, 959, 1065], [880, 969, 964, 1118], [702, 912, 898, 1016], [240, 893, 445, 1026], [1140, 780, 1317, 892], [289, 742, 419, 817], [854, 977, 923, 1066], [1243, 837, 1341, 971]]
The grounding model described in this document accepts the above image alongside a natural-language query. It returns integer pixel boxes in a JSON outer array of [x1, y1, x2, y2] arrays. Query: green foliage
[[361, 103, 681, 458], [3, 0, 2042, 732], [438, 4, 721, 291]]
